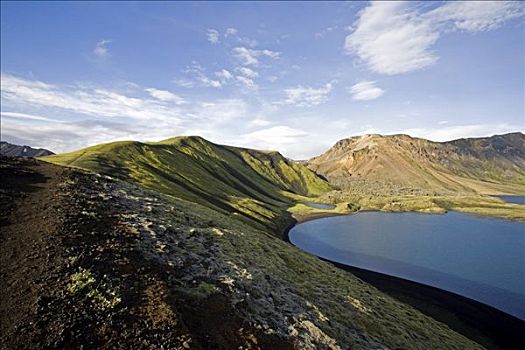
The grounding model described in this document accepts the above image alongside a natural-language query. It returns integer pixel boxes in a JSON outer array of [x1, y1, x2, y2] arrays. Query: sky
[[1, 1, 524, 159]]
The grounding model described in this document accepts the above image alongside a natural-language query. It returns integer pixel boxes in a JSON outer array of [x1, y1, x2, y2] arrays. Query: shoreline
[[282, 215, 525, 350]]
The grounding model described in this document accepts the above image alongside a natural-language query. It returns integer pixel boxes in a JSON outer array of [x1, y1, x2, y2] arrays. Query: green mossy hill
[[43, 136, 330, 232]]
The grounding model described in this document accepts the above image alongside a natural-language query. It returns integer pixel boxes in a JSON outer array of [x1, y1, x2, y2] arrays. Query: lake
[[498, 195, 525, 205], [302, 202, 336, 210], [289, 210, 525, 320]]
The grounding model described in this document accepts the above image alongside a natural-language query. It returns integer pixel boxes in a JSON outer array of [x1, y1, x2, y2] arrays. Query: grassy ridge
[[44, 136, 330, 232]]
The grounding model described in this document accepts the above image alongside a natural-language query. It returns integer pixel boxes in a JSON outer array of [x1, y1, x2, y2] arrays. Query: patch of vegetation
[[306, 190, 525, 221], [87, 288, 121, 310], [67, 268, 121, 310], [191, 281, 219, 299], [67, 268, 96, 294]]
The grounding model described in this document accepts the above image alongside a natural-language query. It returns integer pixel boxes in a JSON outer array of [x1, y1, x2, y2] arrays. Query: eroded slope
[[308, 133, 525, 195]]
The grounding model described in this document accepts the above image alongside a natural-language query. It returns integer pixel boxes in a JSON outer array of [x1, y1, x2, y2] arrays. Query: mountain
[[307, 133, 525, 195], [7, 135, 523, 349], [44, 136, 330, 232], [0, 141, 54, 157]]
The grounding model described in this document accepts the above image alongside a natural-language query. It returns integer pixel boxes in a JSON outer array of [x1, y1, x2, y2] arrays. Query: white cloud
[[175, 62, 222, 88], [429, 1, 524, 32], [0, 111, 63, 123], [196, 99, 248, 124], [225, 27, 238, 37], [233, 47, 258, 65], [238, 37, 258, 48], [0, 76, 258, 153], [93, 39, 112, 58], [345, 2, 438, 75], [1, 74, 184, 122], [248, 118, 272, 127], [207, 29, 220, 44], [215, 69, 233, 82], [400, 123, 524, 142], [238, 67, 258, 79], [233, 47, 281, 66], [145, 88, 185, 104], [235, 67, 259, 90], [315, 26, 336, 39], [349, 81, 385, 101], [236, 76, 258, 90], [238, 125, 309, 152], [282, 83, 333, 107], [345, 1, 523, 75]]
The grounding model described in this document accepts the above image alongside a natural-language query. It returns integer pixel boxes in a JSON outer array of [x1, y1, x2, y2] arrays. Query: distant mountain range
[[0, 141, 54, 157], [21, 131, 525, 196], [307, 132, 525, 195]]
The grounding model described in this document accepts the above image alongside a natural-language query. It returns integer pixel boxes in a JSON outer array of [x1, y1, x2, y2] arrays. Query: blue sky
[[1, 1, 523, 158]]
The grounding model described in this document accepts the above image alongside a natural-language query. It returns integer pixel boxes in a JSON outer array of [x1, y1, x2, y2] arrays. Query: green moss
[[192, 282, 219, 298], [87, 288, 121, 310], [67, 268, 96, 294]]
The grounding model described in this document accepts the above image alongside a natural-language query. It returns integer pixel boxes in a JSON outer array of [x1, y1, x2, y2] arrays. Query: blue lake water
[[497, 196, 525, 205], [289, 210, 525, 320], [303, 202, 336, 210]]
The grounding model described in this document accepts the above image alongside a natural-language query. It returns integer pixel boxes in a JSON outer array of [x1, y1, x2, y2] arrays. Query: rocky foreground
[[0, 157, 491, 349]]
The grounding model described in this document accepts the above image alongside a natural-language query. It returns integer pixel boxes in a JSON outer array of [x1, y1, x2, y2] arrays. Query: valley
[[2, 132, 524, 349]]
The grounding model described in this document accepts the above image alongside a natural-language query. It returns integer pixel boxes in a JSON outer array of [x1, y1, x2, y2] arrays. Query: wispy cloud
[[215, 69, 234, 83], [315, 25, 337, 39], [224, 27, 238, 37], [238, 125, 309, 153], [236, 76, 257, 90], [145, 88, 185, 104], [282, 82, 333, 107], [400, 123, 524, 142], [0, 75, 260, 153], [175, 62, 222, 88], [349, 81, 385, 101], [345, 1, 523, 75], [430, 1, 524, 32], [193, 99, 249, 125], [93, 39, 112, 58], [345, 2, 438, 75], [1, 73, 184, 121], [237, 67, 258, 79], [0, 111, 63, 123], [233, 47, 281, 66], [206, 29, 220, 44]]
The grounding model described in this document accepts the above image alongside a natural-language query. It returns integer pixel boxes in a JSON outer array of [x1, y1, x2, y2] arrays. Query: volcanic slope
[[307, 133, 525, 195], [44, 136, 330, 232]]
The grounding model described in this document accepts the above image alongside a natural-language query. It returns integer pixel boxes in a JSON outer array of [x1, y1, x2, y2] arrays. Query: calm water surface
[[289, 210, 525, 319], [303, 202, 336, 210], [497, 196, 525, 205]]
